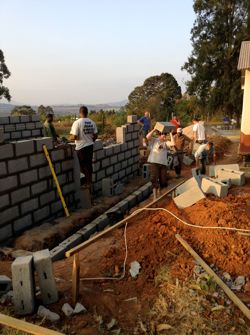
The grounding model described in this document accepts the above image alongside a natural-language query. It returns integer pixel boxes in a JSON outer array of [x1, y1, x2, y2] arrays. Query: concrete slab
[[201, 177, 229, 198], [175, 177, 200, 196], [33, 249, 58, 304], [209, 164, 240, 177], [173, 185, 205, 209], [217, 168, 245, 186], [11, 255, 35, 315]]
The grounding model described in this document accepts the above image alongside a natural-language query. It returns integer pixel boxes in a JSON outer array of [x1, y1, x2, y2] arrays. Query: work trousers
[[76, 144, 94, 186], [198, 158, 206, 175], [174, 152, 184, 176], [150, 163, 168, 189]]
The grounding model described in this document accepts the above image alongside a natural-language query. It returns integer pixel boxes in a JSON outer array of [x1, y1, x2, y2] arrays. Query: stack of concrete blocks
[[201, 176, 229, 198], [12, 249, 58, 315], [209, 164, 240, 177], [0, 127, 4, 143], [0, 115, 44, 141], [0, 137, 80, 242], [173, 177, 206, 209], [92, 116, 140, 194]]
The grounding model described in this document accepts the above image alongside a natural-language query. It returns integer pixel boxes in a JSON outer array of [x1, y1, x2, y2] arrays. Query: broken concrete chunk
[[173, 184, 205, 209], [234, 276, 245, 287], [129, 261, 141, 278], [222, 272, 231, 281], [73, 302, 87, 314], [37, 305, 60, 322], [62, 303, 74, 316]]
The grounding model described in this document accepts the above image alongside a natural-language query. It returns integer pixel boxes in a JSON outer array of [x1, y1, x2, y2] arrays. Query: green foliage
[[183, 0, 249, 121], [0, 49, 11, 101], [38, 105, 54, 122], [126, 73, 181, 121], [11, 105, 36, 116]]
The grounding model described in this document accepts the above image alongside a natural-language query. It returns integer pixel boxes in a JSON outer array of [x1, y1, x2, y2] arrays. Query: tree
[[182, 0, 249, 122], [126, 73, 181, 121], [11, 105, 36, 116], [38, 105, 54, 121], [0, 50, 11, 101]]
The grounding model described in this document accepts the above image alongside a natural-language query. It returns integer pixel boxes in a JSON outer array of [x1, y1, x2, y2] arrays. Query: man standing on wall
[[70, 106, 98, 192], [138, 111, 151, 147], [43, 113, 59, 143]]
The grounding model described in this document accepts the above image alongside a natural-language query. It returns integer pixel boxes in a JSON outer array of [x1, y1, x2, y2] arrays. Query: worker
[[172, 128, 192, 177], [138, 111, 151, 147], [43, 114, 59, 143], [194, 141, 215, 175], [70, 106, 98, 193], [146, 127, 174, 200], [170, 115, 181, 131], [192, 118, 206, 144]]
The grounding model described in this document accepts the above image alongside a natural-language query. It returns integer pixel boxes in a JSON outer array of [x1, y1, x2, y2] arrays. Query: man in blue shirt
[[138, 111, 151, 147]]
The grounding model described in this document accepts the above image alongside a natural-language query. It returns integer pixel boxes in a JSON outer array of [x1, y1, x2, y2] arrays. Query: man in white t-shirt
[[192, 118, 206, 144], [70, 106, 98, 190]]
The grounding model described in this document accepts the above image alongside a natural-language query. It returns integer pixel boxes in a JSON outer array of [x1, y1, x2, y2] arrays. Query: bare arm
[[146, 128, 156, 141]]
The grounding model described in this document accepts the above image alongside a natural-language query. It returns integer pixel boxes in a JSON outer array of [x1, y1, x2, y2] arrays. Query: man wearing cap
[[172, 128, 192, 177]]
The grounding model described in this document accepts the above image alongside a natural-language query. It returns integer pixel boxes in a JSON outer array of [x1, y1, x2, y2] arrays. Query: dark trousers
[[76, 145, 94, 186], [174, 152, 183, 176], [198, 158, 206, 175], [150, 163, 168, 189]]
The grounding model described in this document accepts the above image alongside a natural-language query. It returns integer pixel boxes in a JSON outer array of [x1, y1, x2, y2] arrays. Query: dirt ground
[[1, 135, 250, 335]]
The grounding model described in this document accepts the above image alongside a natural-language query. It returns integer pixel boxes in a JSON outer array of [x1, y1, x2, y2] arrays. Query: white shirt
[[193, 122, 206, 141], [147, 138, 172, 166], [194, 144, 207, 158], [70, 117, 98, 150]]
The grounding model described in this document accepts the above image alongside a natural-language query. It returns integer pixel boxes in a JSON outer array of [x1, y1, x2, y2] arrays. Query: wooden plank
[[0, 312, 64, 335], [175, 234, 250, 320], [72, 253, 80, 306], [65, 179, 186, 258]]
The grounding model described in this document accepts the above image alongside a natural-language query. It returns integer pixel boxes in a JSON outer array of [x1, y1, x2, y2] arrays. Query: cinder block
[[121, 160, 128, 169], [33, 249, 58, 304], [11, 186, 30, 205], [8, 157, 28, 174], [16, 123, 26, 130], [106, 166, 114, 176], [3, 132, 10, 140], [132, 132, 138, 140], [126, 124, 133, 132], [132, 190, 144, 202], [51, 149, 65, 162], [201, 177, 229, 198], [0, 127, 3, 143], [13, 214, 33, 233], [116, 127, 126, 143], [0, 225, 12, 242], [78, 187, 91, 209], [124, 151, 131, 159], [0, 175, 18, 193], [110, 155, 118, 165], [31, 181, 47, 195], [61, 160, 74, 171], [59, 234, 82, 252], [126, 194, 137, 208], [217, 168, 245, 186], [126, 166, 132, 174], [0, 206, 19, 225], [20, 169, 38, 185], [32, 129, 42, 136], [125, 133, 132, 141], [26, 122, 36, 130], [50, 200, 64, 214], [133, 139, 139, 147], [11, 131, 22, 139], [121, 142, 127, 151], [0, 116, 10, 125], [133, 123, 140, 131], [21, 198, 39, 215], [94, 214, 109, 231], [38, 166, 51, 179], [114, 162, 121, 172], [29, 153, 46, 167], [173, 185, 205, 209], [140, 182, 152, 198], [40, 190, 55, 206], [0, 194, 10, 210], [20, 115, 30, 123], [0, 143, 14, 159], [101, 157, 110, 168], [104, 145, 113, 156], [31, 115, 40, 122], [128, 157, 133, 166], [13, 140, 35, 157], [0, 275, 12, 295], [93, 161, 100, 173], [112, 144, 121, 154], [127, 115, 137, 123], [50, 245, 65, 261], [93, 149, 105, 161], [77, 222, 97, 240], [22, 130, 32, 138], [12, 255, 35, 315], [209, 164, 240, 177], [9, 116, 20, 124], [34, 137, 53, 152], [175, 177, 200, 196], [96, 169, 105, 181], [143, 164, 150, 179], [62, 183, 75, 194], [4, 124, 16, 132], [118, 152, 125, 161], [115, 199, 128, 212], [127, 141, 133, 149], [93, 139, 103, 151], [118, 169, 126, 179], [33, 206, 50, 223], [35, 121, 43, 129], [0, 161, 7, 177], [102, 178, 114, 196]]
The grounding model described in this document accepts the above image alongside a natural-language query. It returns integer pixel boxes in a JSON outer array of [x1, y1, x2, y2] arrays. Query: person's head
[[144, 111, 150, 118], [192, 118, 199, 124], [46, 113, 53, 123], [205, 141, 214, 151], [177, 127, 183, 136], [79, 105, 88, 118], [158, 131, 168, 142], [173, 115, 179, 120]]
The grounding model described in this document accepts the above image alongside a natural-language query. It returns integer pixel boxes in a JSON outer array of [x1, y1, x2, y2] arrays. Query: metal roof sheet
[[238, 41, 250, 70]]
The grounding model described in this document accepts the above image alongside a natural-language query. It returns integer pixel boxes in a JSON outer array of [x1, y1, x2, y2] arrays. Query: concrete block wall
[[0, 115, 43, 141], [0, 137, 79, 242], [92, 119, 140, 194]]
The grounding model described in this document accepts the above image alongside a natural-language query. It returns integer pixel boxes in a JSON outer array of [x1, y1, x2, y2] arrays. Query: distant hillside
[[0, 100, 127, 116]]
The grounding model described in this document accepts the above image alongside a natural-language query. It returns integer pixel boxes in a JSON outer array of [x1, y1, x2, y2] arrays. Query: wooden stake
[[0, 313, 64, 335], [175, 234, 250, 320], [72, 253, 80, 306]]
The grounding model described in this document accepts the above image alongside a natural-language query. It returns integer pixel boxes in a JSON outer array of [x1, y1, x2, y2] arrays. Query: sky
[[0, 0, 196, 105]]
